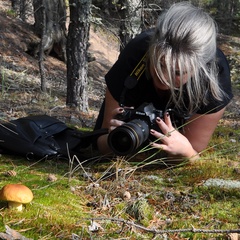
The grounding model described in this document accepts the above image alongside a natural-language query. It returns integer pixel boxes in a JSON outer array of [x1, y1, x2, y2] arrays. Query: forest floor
[[0, 0, 119, 128]]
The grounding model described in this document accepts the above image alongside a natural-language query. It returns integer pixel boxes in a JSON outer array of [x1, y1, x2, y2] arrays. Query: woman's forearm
[[97, 134, 112, 154]]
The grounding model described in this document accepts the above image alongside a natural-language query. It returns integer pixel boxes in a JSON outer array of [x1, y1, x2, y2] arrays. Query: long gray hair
[[148, 2, 224, 114]]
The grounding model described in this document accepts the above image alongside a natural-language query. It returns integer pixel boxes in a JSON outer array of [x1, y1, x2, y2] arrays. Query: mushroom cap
[[0, 184, 33, 204]]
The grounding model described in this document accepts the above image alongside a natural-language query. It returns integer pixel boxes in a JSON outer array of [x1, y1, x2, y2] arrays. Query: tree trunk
[[38, 0, 47, 92], [66, 0, 91, 112], [118, 0, 143, 51], [11, 0, 19, 11], [19, 0, 26, 21], [32, 0, 67, 61]]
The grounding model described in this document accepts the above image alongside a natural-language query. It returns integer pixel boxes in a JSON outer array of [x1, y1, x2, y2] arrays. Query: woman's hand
[[150, 113, 198, 159], [109, 106, 135, 132], [109, 107, 125, 132]]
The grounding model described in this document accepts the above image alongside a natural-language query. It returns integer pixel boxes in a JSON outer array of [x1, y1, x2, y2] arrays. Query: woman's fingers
[[155, 114, 174, 136], [109, 119, 125, 131], [109, 106, 135, 131], [164, 112, 173, 127], [108, 107, 126, 132], [150, 129, 172, 144], [112, 107, 124, 117]]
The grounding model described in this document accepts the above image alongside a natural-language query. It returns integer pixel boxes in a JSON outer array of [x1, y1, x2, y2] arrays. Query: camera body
[[108, 102, 164, 156], [116, 102, 164, 124]]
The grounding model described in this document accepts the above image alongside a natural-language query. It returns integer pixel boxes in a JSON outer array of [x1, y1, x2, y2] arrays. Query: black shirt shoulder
[[105, 30, 153, 103], [196, 48, 233, 114]]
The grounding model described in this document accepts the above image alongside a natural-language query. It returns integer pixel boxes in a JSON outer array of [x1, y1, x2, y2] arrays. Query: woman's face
[[150, 62, 189, 90]]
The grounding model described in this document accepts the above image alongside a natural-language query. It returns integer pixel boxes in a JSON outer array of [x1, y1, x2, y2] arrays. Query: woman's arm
[[98, 87, 226, 160], [97, 88, 124, 154], [182, 108, 226, 153], [150, 108, 226, 160]]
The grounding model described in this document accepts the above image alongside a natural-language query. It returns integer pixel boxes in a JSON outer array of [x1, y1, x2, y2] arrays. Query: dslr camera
[[107, 102, 164, 156]]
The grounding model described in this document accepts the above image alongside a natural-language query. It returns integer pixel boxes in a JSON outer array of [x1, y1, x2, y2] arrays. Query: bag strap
[[119, 53, 147, 107], [118, 53, 191, 126]]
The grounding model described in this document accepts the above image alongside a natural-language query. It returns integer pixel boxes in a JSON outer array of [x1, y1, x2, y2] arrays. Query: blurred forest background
[[5, 0, 240, 112], [0, 0, 239, 130]]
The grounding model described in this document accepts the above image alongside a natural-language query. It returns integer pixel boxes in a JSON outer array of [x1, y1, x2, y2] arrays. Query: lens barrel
[[108, 119, 150, 156]]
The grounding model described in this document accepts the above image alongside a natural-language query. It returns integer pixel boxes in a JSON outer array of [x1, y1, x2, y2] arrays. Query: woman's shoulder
[[121, 29, 154, 57], [106, 29, 154, 82], [196, 48, 233, 114], [215, 47, 233, 100], [216, 48, 231, 88], [216, 48, 230, 71]]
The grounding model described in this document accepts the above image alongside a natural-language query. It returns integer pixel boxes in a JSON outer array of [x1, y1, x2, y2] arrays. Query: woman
[[94, 2, 233, 162]]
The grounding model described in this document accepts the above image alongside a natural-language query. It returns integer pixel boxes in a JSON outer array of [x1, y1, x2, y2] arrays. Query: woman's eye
[[175, 70, 180, 76]]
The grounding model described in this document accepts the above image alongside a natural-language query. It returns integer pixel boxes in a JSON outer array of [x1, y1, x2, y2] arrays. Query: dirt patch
[[0, 2, 119, 127]]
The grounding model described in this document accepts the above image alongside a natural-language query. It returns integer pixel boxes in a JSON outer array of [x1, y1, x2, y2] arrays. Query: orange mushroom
[[0, 184, 33, 211]]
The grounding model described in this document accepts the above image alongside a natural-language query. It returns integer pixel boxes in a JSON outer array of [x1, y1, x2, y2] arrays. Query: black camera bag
[[0, 115, 107, 160]]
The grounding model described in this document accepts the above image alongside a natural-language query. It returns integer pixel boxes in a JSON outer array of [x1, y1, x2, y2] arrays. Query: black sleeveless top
[[95, 30, 233, 130]]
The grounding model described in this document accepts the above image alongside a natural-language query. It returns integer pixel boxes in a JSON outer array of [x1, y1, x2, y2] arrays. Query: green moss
[[0, 120, 239, 239]]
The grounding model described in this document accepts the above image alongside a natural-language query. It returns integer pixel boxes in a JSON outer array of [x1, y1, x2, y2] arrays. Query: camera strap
[[119, 53, 147, 107], [118, 52, 191, 128]]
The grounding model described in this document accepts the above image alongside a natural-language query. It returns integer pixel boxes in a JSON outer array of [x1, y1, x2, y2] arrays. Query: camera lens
[[108, 119, 150, 156]]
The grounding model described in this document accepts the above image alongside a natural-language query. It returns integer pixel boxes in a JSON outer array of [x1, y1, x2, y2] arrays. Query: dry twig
[[87, 217, 240, 235]]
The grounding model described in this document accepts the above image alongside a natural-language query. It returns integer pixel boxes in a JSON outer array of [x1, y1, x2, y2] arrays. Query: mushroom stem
[[8, 202, 23, 211]]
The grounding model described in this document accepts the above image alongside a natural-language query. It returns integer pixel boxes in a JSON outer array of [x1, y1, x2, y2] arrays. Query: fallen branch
[[87, 217, 240, 235], [0, 225, 32, 240]]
